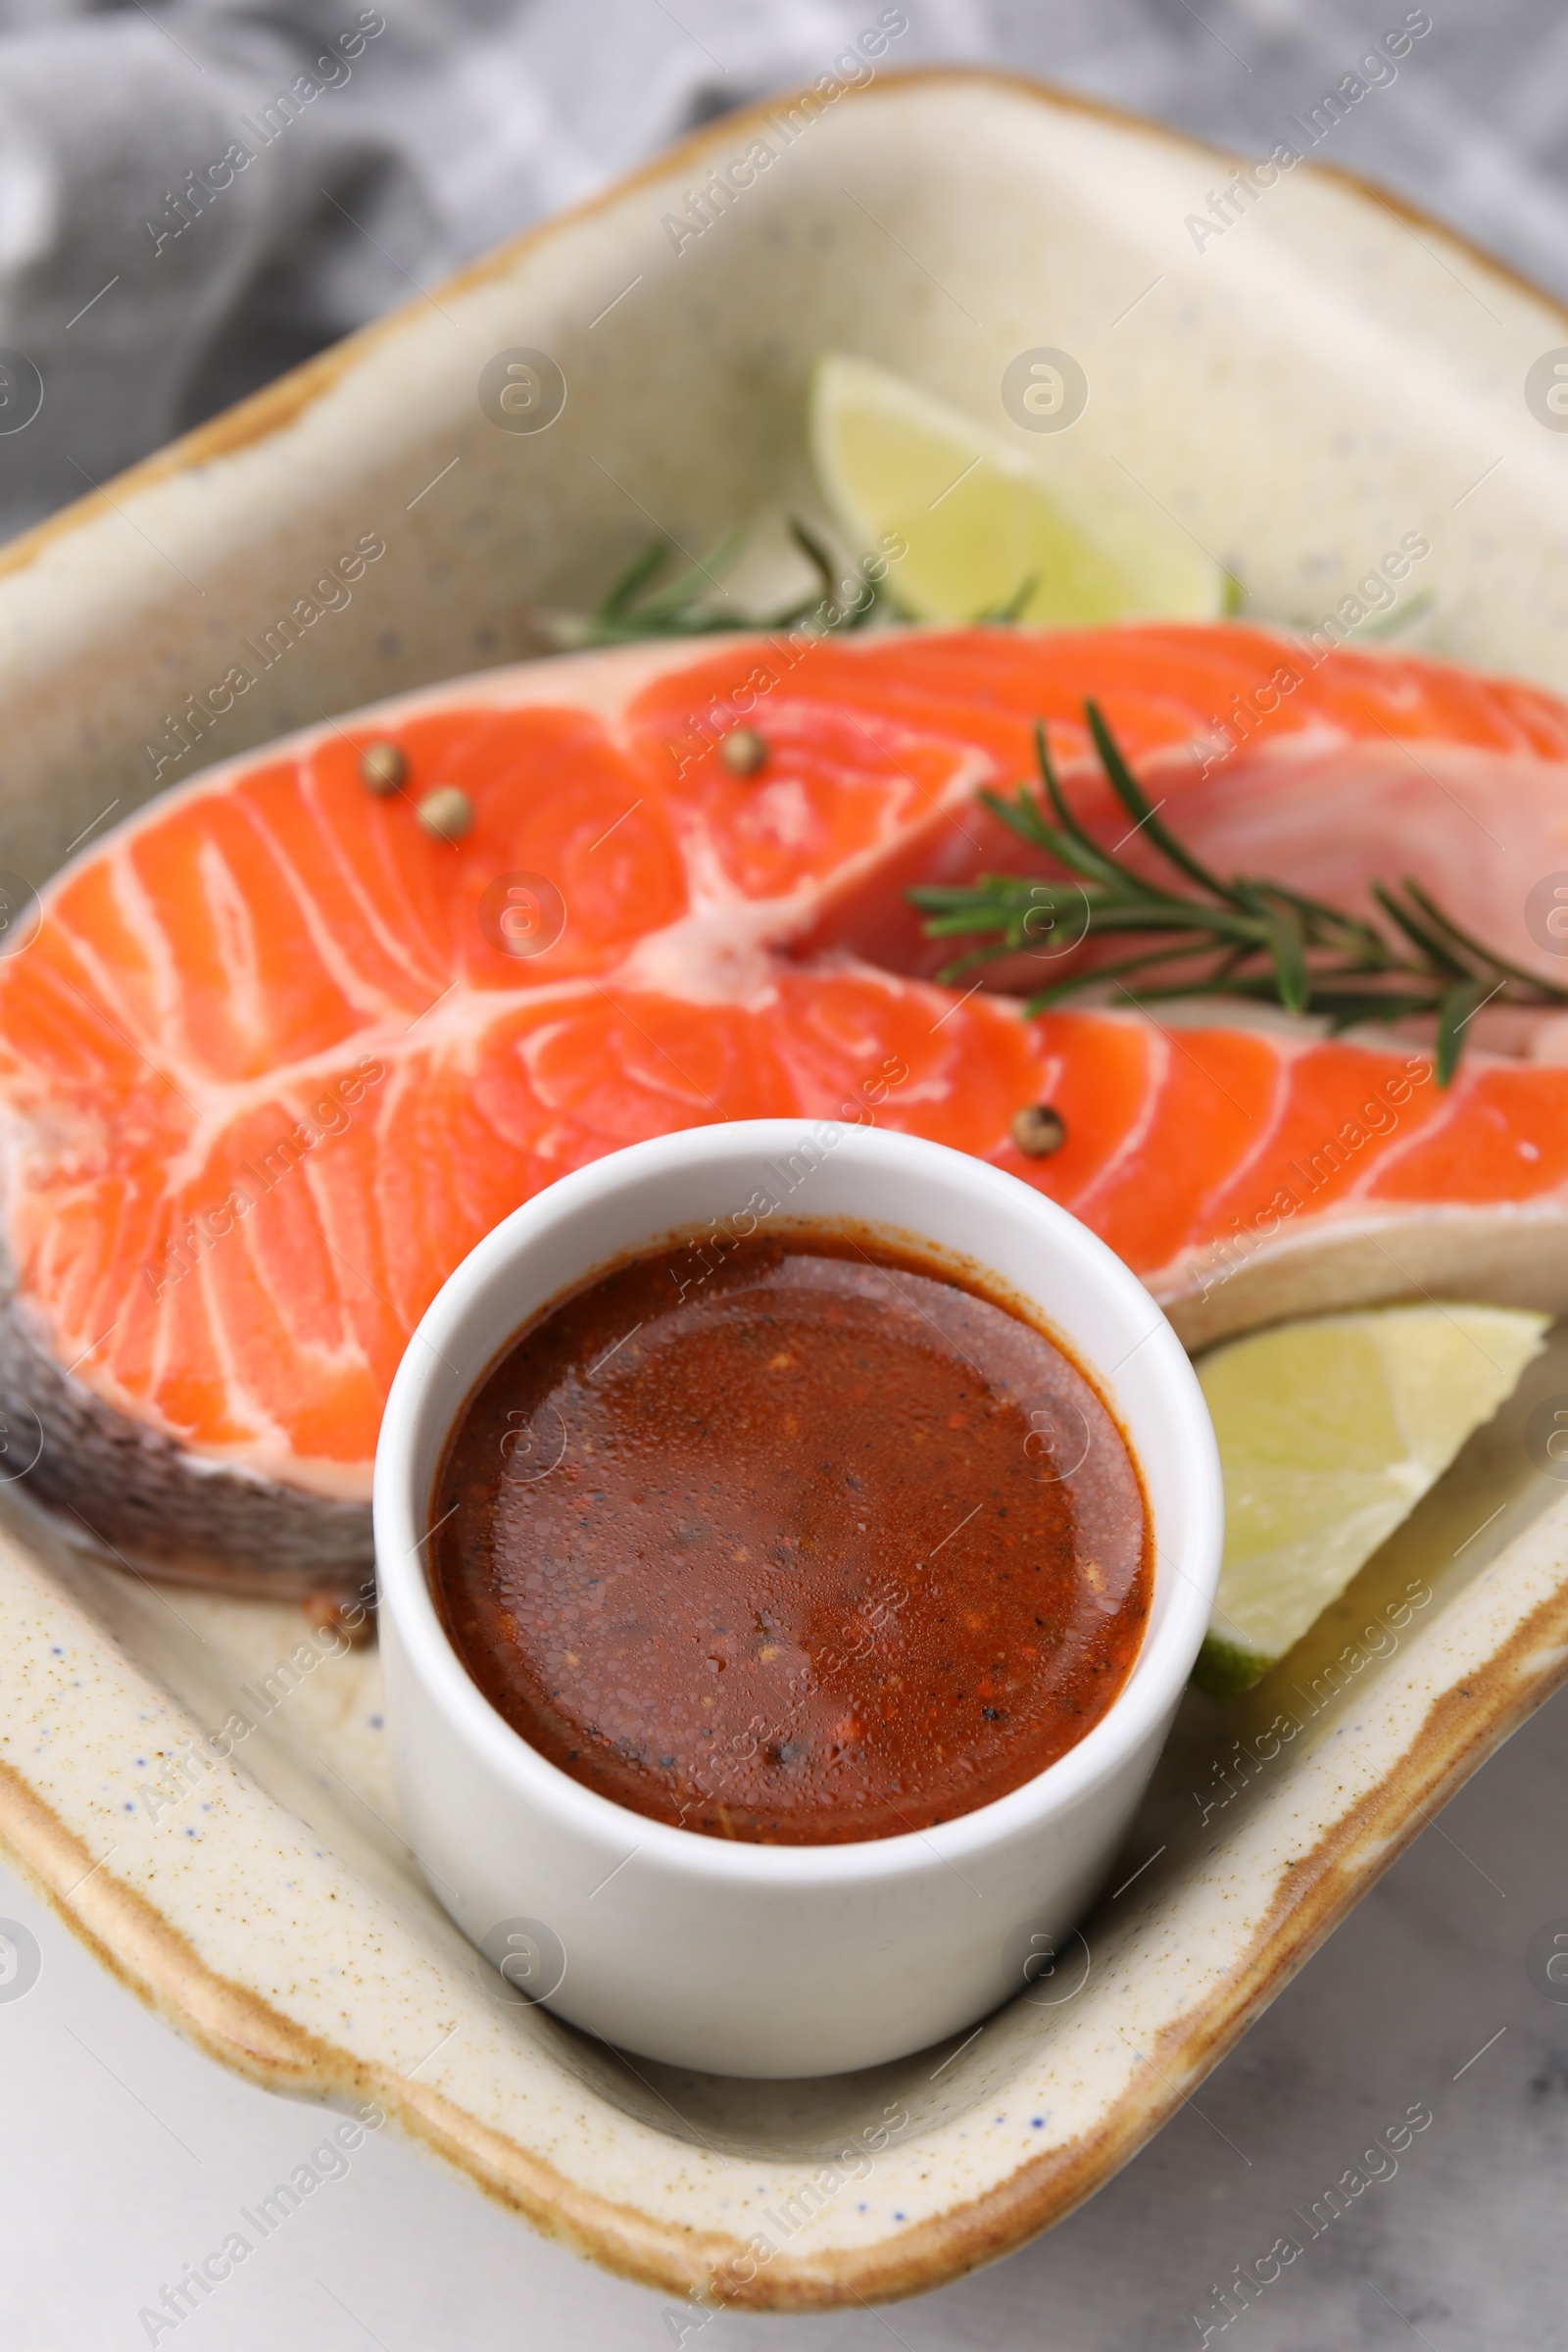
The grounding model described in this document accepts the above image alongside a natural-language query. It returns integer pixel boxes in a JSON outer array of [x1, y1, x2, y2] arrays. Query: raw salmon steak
[[4, 620, 1568, 1592]]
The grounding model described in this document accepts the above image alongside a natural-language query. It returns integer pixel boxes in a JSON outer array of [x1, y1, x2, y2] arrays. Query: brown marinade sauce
[[430, 1227, 1151, 1845]]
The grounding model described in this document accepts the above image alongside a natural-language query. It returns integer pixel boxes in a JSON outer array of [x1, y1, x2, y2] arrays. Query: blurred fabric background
[[0, 0, 1562, 537]]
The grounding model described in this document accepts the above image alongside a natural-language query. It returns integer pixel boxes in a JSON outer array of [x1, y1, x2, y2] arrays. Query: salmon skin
[[3, 619, 1568, 1592]]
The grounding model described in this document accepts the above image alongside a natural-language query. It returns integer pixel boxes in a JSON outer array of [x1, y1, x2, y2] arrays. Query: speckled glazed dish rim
[[0, 65, 1565, 2314]]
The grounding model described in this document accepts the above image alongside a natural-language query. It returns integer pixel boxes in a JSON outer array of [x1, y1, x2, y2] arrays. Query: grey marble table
[[2, 1675, 1559, 2349], [0, 1, 1563, 2343]]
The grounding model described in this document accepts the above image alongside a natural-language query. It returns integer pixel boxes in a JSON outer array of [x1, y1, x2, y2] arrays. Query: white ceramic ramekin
[[374, 1119, 1222, 2077]]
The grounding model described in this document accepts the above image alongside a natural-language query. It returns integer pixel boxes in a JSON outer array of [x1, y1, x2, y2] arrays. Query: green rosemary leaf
[[977, 574, 1040, 623], [1016, 938, 1239, 1010], [1053, 899, 1264, 940], [906, 696, 1554, 1085], [1397, 877, 1568, 1002], [1313, 989, 1445, 1033], [926, 939, 1025, 981], [787, 516, 839, 602], [1032, 723, 1127, 875], [1083, 700, 1233, 901], [968, 783, 1067, 864], [778, 518, 888, 631], [1237, 877, 1388, 963], [628, 528, 746, 625], [580, 517, 896, 645], [1263, 903, 1309, 1013], [1368, 879, 1473, 978], [1436, 976, 1488, 1085], [975, 780, 1120, 883], [1033, 724, 1172, 897], [912, 881, 1266, 950], [580, 532, 758, 641], [597, 535, 679, 622], [839, 577, 889, 631], [910, 880, 1086, 937], [1357, 590, 1435, 642]]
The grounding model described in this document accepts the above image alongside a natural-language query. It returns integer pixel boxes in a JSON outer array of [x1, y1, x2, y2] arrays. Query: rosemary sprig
[[550, 519, 891, 647], [908, 700, 1568, 1084]]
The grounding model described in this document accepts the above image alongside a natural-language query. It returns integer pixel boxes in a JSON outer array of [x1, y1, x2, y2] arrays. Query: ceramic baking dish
[[1, 67, 1566, 2310]]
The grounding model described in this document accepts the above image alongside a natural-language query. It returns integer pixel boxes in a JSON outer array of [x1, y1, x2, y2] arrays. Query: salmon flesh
[[3, 622, 1567, 1590]]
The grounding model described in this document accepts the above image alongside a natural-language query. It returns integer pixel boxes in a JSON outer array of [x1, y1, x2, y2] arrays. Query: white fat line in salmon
[[1193, 1055, 1434, 1303], [661, 12, 908, 258], [662, 536, 910, 780], [1192, 1580, 1434, 1830], [1184, 11, 1432, 257], [1190, 2098, 1434, 2344], [142, 531, 388, 780], [137, 1056, 385, 1304], [140, 12, 387, 262], [665, 2101, 912, 2335], [1197, 532, 1433, 780]]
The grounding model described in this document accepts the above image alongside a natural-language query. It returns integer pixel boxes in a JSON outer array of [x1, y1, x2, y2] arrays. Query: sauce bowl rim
[[373, 1117, 1223, 1886]]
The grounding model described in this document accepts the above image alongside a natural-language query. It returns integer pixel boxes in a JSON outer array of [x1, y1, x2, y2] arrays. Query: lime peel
[[1195, 1303, 1549, 1698], [808, 351, 1227, 628]]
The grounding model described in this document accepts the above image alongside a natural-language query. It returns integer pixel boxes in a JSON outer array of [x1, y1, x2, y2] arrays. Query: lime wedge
[[808, 352, 1228, 627], [1196, 1304, 1549, 1699]]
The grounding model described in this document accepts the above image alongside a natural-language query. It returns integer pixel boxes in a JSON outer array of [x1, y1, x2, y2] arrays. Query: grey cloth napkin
[[0, 0, 1548, 539]]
